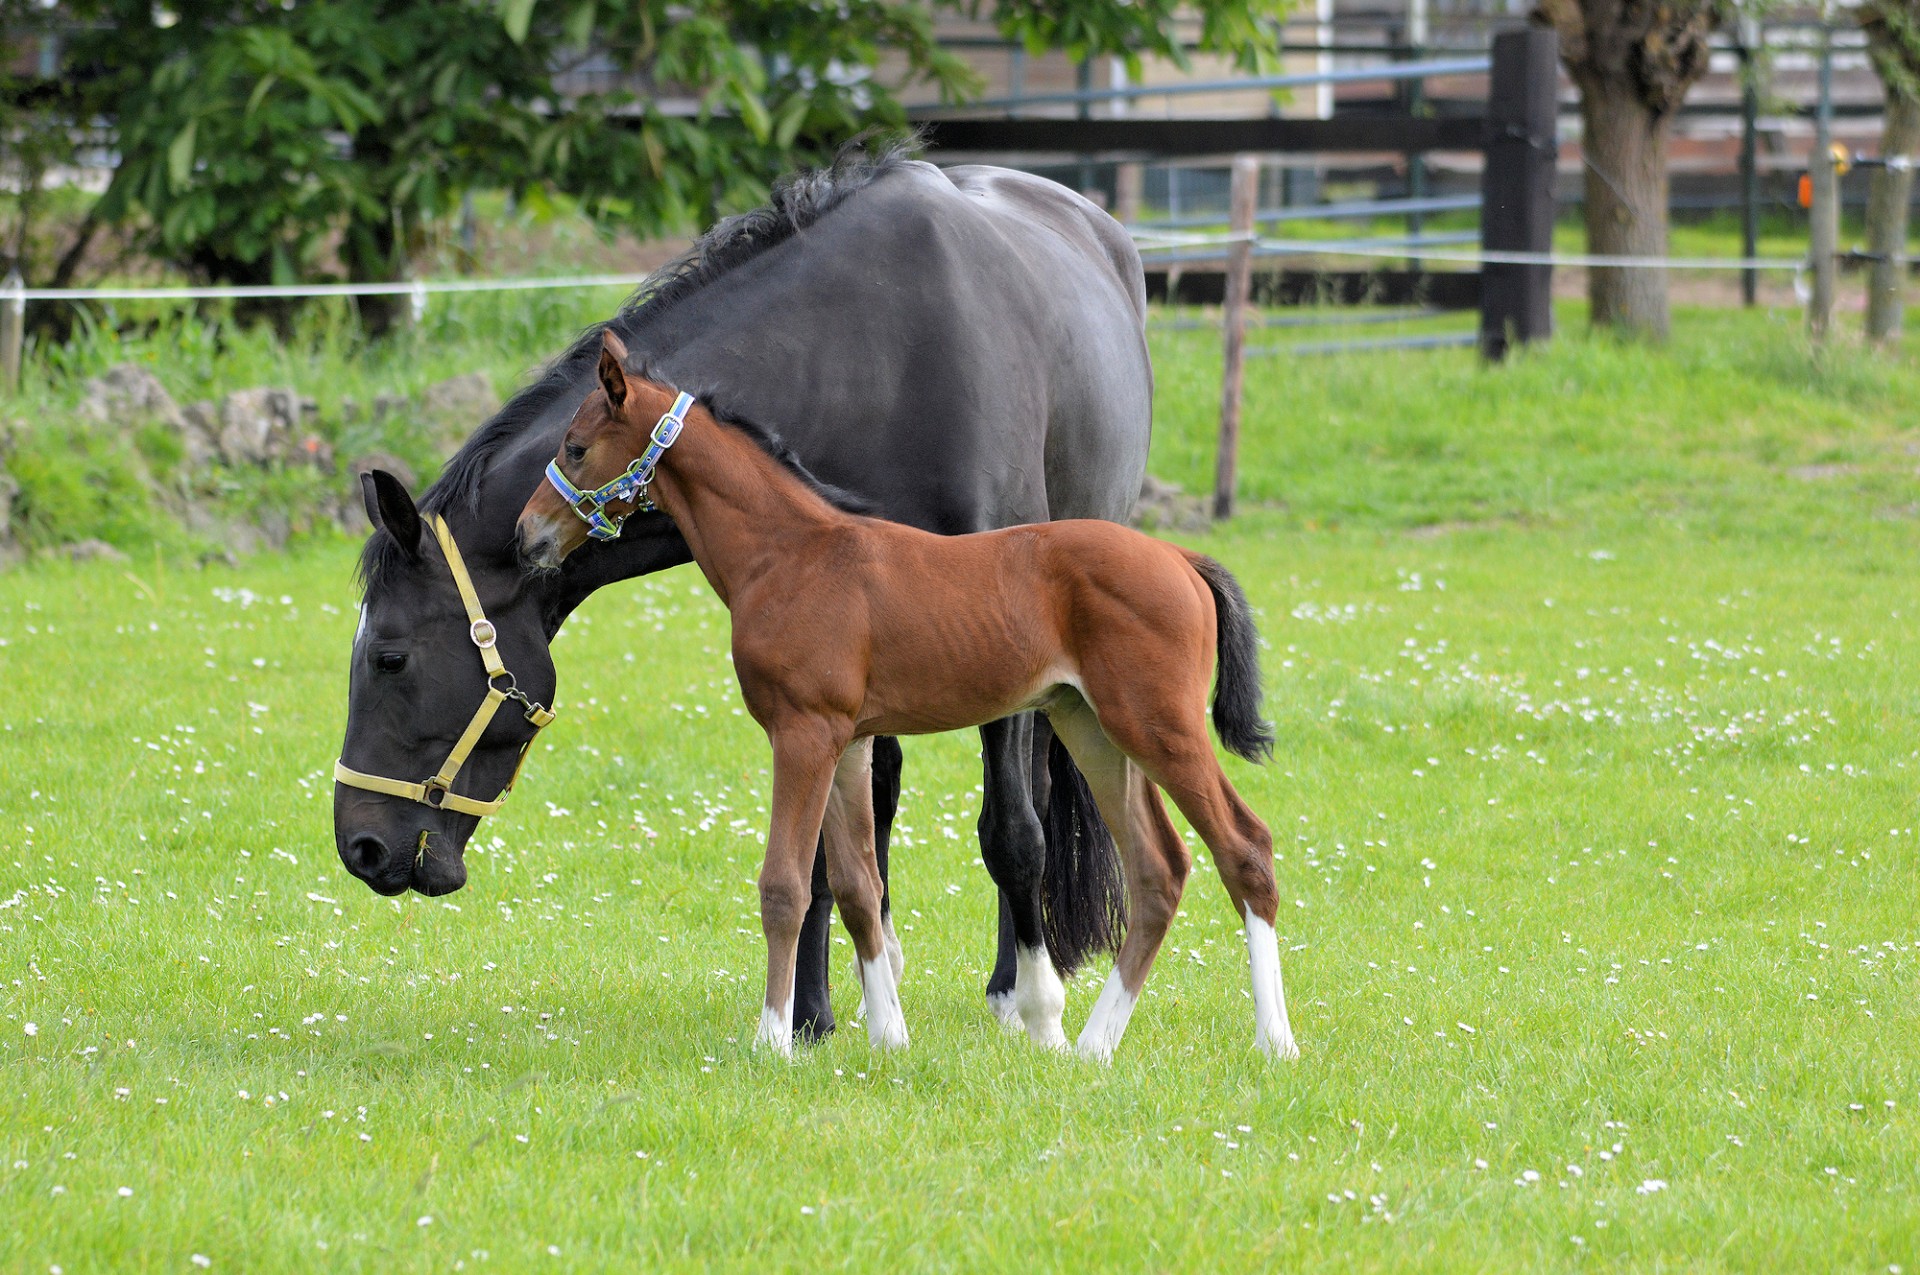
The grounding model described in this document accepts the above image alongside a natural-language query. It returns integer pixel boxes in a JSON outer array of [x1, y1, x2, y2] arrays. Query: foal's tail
[[1188, 554, 1276, 763], [1041, 730, 1127, 973]]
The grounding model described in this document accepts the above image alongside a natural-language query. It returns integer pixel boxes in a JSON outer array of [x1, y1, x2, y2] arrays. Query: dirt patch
[[1787, 463, 1858, 481], [1405, 519, 1507, 539], [1132, 474, 1213, 533]]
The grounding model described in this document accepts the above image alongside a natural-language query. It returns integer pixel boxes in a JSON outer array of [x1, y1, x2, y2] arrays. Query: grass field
[[4, 308, 1919, 1271]]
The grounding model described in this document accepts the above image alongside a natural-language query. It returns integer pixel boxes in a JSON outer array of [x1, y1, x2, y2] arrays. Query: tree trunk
[[342, 212, 408, 339], [1581, 83, 1671, 338], [1866, 91, 1920, 342]]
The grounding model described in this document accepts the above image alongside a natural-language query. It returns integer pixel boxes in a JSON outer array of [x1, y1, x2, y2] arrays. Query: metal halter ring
[[543, 392, 694, 543]]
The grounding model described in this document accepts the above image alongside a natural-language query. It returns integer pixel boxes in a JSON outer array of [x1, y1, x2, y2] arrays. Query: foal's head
[[516, 329, 679, 571]]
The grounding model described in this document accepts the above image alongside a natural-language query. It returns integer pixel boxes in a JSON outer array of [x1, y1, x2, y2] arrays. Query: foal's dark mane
[[641, 369, 882, 521], [358, 136, 916, 591]]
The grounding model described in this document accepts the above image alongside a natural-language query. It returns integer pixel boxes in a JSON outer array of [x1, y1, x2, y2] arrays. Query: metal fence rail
[[908, 57, 1492, 116], [1132, 193, 1482, 232]]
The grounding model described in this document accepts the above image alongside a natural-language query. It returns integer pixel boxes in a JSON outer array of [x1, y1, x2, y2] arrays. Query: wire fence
[[0, 270, 656, 305], [1127, 232, 1815, 273]]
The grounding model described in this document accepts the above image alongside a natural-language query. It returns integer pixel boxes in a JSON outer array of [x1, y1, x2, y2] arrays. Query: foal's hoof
[[1075, 1036, 1118, 1066], [1257, 1029, 1301, 1062], [754, 1008, 795, 1059], [794, 1012, 835, 1046], [868, 1018, 911, 1051]]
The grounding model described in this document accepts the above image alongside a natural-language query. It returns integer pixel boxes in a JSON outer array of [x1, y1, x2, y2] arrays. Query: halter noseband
[[333, 514, 557, 819], [544, 391, 695, 541]]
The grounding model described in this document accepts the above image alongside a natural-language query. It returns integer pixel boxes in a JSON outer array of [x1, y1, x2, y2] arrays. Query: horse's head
[[516, 331, 677, 571], [334, 469, 558, 896]]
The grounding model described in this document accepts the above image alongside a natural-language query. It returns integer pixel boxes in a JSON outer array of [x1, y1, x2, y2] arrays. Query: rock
[[79, 363, 219, 467], [1131, 474, 1212, 534], [66, 538, 129, 563], [77, 363, 181, 425], [420, 372, 497, 429], [250, 507, 292, 551], [345, 451, 417, 490], [294, 434, 335, 472], [372, 392, 409, 425], [419, 372, 497, 454], [339, 452, 417, 534], [216, 387, 314, 467], [0, 467, 19, 570]]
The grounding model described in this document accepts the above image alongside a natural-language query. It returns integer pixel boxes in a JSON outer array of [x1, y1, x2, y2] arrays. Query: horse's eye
[[376, 651, 408, 674], [565, 442, 587, 464]]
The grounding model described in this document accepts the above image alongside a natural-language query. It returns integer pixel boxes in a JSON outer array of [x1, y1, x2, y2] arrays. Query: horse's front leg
[[754, 718, 849, 1058], [823, 739, 907, 1049]]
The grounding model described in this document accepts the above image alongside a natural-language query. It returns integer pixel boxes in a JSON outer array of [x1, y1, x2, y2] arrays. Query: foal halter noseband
[[544, 391, 695, 540], [333, 514, 557, 819]]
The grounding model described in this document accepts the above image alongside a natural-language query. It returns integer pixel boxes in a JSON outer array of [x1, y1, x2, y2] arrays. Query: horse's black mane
[[358, 135, 916, 591]]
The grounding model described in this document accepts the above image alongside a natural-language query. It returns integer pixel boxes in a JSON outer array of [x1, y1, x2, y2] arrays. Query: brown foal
[[517, 331, 1297, 1062]]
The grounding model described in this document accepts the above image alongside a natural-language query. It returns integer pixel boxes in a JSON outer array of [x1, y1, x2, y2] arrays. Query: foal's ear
[[360, 470, 423, 560], [598, 329, 631, 409]]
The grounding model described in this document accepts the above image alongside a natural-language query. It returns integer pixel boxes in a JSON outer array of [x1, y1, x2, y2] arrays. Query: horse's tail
[[1041, 731, 1127, 972], [1188, 553, 1276, 763]]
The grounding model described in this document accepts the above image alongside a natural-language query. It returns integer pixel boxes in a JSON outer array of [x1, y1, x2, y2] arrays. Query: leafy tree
[[1531, 0, 1719, 340], [22, 0, 1284, 333], [1861, 0, 1920, 341]]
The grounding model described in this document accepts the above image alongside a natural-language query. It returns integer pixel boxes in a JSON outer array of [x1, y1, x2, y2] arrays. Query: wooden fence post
[[0, 271, 23, 397], [1214, 154, 1259, 520], [1478, 28, 1558, 361], [1808, 26, 1838, 340], [1115, 162, 1144, 224]]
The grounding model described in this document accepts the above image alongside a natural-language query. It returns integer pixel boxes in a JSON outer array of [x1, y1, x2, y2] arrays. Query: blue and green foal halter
[[544, 391, 695, 541]]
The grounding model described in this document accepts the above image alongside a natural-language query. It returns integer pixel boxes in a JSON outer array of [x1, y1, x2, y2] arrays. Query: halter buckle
[[422, 778, 450, 809], [469, 619, 497, 649]]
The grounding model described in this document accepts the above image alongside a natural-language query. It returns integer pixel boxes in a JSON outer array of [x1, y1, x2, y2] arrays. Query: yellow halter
[[333, 514, 557, 818]]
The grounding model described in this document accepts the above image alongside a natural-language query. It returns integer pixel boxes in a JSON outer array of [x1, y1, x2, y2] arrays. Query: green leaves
[[498, 0, 537, 45], [165, 120, 196, 189], [50, 0, 1283, 305]]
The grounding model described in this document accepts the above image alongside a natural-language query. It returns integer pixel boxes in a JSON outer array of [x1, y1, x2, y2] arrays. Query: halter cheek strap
[[334, 514, 557, 819], [545, 391, 694, 541]]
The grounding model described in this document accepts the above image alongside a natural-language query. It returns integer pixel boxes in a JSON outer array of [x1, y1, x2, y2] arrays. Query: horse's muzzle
[[515, 518, 565, 574], [338, 830, 468, 897]]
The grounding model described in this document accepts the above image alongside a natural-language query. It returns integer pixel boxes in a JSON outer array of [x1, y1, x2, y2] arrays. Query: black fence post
[[1478, 28, 1558, 361]]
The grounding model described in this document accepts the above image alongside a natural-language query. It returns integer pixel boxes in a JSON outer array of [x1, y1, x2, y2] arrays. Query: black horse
[[334, 142, 1154, 1042]]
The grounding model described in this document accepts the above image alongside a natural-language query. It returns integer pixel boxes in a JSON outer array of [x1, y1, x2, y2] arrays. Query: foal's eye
[[565, 442, 587, 464], [375, 651, 408, 674]]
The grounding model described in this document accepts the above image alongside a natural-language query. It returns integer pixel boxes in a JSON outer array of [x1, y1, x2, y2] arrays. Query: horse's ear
[[360, 470, 423, 559], [598, 329, 630, 408]]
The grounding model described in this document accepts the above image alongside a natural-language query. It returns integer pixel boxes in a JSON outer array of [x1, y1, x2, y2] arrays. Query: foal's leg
[[1153, 758, 1294, 1060], [1046, 695, 1192, 1063], [754, 718, 849, 1059], [977, 714, 1067, 1048], [823, 739, 907, 1049], [793, 735, 903, 1043], [1090, 701, 1297, 1061]]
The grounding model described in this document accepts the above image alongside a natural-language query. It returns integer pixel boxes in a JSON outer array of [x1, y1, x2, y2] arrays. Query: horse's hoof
[[794, 1013, 835, 1046], [986, 991, 1024, 1033]]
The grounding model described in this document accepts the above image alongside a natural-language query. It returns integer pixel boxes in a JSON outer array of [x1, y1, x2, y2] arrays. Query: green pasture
[[4, 309, 1919, 1271]]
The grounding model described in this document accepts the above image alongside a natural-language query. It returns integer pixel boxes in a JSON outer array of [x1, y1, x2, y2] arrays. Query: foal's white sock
[[755, 998, 794, 1059], [1244, 904, 1299, 1061], [859, 951, 909, 1050], [1076, 968, 1139, 1063]]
